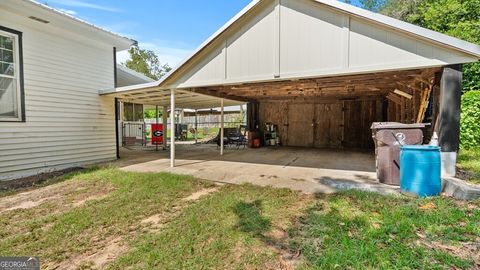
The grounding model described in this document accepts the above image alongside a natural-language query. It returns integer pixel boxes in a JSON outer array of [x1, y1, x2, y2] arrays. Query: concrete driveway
[[117, 144, 398, 194]]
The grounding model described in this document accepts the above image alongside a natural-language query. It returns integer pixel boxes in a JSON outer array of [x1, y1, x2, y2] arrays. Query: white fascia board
[[18, 0, 135, 50], [99, 81, 161, 95]]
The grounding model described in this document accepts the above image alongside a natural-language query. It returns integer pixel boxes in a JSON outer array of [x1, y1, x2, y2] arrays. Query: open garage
[[101, 0, 480, 180]]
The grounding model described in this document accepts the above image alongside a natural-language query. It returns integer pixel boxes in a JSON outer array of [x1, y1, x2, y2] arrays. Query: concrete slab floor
[[116, 144, 399, 195]]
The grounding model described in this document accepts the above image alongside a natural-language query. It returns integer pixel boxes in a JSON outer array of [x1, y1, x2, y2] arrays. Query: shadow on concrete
[[314, 176, 400, 196], [118, 144, 376, 173]]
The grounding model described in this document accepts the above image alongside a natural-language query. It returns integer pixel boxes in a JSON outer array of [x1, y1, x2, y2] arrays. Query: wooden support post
[[220, 98, 224, 156], [170, 89, 176, 168], [438, 65, 462, 176]]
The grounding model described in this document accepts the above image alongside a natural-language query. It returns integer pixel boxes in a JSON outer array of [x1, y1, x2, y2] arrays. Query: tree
[[360, 0, 387, 12], [403, 0, 480, 92], [144, 109, 158, 119], [379, 0, 424, 21], [124, 45, 172, 80], [355, 0, 480, 92]]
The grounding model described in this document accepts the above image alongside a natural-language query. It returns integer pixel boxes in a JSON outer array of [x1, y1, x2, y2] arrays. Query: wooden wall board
[[260, 98, 380, 149], [314, 103, 343, 148], [342, 100, 377, 149], [258, 101, 288, 145], [287, 104, 314, 147]]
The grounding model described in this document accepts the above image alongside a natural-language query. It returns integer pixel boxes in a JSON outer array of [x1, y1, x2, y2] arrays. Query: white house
[[0, 0, 136, 181]]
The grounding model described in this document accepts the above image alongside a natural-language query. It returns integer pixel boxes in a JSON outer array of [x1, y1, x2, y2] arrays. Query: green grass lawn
[[0, 168, 479, 269], [458, 147, 480, 184]]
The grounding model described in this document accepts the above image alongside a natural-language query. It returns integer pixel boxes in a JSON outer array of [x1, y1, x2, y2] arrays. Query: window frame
[[0, 26, 25, 122]]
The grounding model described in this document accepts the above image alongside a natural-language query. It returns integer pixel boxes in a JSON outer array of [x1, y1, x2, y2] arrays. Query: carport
[[101, 0, 480, 177]]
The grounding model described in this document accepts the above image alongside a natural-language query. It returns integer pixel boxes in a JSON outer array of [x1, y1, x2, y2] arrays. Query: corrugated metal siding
[[0, 9, 116, 181], [173, 0, 477, 89]]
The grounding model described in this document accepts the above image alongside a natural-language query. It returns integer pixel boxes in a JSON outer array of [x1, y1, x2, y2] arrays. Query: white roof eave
[[18, 0, 135, 50], [116, 64, 156, 83]]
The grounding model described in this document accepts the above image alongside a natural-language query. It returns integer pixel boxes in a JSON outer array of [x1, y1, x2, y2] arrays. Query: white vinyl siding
[[0, 9, 116, 181]]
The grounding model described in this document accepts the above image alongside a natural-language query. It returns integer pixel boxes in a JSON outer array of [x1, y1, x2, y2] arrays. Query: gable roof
[[0, 0, 135, 50], [154, 0, 480, 89]]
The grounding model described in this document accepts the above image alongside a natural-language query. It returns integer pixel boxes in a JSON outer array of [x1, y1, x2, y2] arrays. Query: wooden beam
[[386, 93, 402, 105], [393, 89, 413, 99], [416, 85, 432, 123]]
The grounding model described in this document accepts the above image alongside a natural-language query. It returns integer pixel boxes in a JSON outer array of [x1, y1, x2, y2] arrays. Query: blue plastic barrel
[[400, 145, 441, 197]]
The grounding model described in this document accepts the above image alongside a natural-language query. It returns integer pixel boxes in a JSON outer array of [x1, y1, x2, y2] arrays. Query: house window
[[123, 102, 144, 122], [0, 27, 24, 122]]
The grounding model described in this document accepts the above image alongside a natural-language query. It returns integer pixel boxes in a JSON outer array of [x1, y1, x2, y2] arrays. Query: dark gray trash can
[[371, 122, 427, 186]]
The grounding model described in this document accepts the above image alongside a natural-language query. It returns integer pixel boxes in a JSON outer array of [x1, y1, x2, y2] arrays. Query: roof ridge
[[151, 0, 479, 90]]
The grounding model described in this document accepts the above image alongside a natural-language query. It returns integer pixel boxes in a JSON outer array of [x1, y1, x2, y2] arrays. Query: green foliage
[[124, 45, 172, 80], [0, 168, 209, 263], [380, 0, 424, 21], [144, 109, 160, 119], [293, 191, 480, 269], [357, 0, 480, 92], [111, 184, 303, 269], [460, 91, 480, 148], [458, 147, 480, 184], [360, 0, 386, 11]]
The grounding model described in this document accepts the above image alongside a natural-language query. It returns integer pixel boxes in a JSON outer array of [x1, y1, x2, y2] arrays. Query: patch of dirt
[[140, 187, 220, 233], [57, 186, 221, 269], [140, 213, 167, 232], [260, 194, 313, 270], [419, 202, 436, 210], [54, 236, 128, 270], [2, 196, 62, 212], [456, 167, 475, 181], [182, 187, 218, 201], [72, 194, 112, 208], [0, 180, 116, 214], [414, 238, 480, 267], [0, 167, 85, 191], [456, 167, 480, 185], [263, 227, 302, 270]]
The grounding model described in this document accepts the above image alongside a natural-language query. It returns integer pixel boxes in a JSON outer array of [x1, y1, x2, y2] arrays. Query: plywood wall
[[259, 98, 382, 149], [259, 102, 289, 146]]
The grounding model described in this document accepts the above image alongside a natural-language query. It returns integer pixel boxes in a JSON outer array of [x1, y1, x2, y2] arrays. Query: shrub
[[460, 90, 480, 148]]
